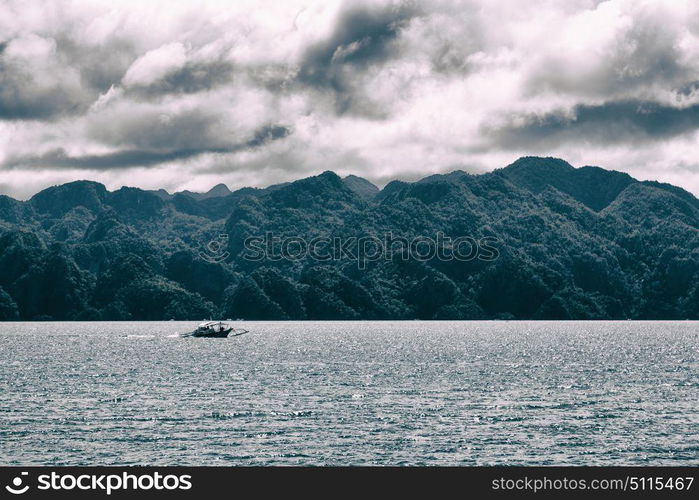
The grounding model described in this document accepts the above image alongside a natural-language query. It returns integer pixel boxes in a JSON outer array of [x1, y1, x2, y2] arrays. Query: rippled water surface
[[1, 321, 697, 465]]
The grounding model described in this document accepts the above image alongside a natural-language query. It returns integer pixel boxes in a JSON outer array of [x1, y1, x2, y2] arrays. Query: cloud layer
[[2, 0, 699, 198]]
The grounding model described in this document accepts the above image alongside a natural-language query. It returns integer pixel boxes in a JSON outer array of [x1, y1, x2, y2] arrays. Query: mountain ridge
[[4, 157, 697, 213], [0, 157, 697, 321]]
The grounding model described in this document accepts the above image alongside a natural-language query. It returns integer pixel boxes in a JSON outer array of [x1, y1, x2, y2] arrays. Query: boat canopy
[[198, 321, 228, 328]]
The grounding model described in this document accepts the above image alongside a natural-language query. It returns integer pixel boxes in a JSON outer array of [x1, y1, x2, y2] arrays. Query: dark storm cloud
[[429, 43, 472, 75], [0, 59, 87, 120], [89, 108, 229, 152], [5, 124, 292, 171], [127, 61, 235, 98], [297, 2, 420, 115], [0, 34, 228, 122], [676, 81, 699, 99], [487, 100, 699, 149], [248, 124, 292, 147], [6, 148, 224, 170], [57, 36, 137, 94], [0, 35, 129, 121]]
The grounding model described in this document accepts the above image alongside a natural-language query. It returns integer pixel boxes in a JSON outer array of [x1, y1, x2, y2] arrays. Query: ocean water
[[0, 321, 697, 466]]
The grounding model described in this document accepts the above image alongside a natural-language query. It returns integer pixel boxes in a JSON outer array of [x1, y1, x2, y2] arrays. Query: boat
[[182, 321, 248, 338]]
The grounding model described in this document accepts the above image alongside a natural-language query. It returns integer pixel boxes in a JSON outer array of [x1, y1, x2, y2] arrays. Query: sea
[[1, 321, 697, 466]]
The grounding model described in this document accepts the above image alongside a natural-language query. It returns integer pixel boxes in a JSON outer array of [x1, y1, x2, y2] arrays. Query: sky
[[2, 0, 699, 199]]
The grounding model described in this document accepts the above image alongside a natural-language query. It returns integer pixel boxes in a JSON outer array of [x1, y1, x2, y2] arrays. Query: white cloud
[[2, 0, 699, 198], [122, 42, 188, 87]]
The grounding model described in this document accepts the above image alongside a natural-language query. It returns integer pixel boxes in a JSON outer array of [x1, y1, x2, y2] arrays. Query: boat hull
[[191, 328, 233, 338]]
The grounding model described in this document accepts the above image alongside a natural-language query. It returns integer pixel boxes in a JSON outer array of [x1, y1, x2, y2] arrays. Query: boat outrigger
[[182, 321, 248, 338]]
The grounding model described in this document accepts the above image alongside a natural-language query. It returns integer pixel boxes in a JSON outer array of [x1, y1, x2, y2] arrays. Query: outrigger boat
[[182, 321, 248, 338]]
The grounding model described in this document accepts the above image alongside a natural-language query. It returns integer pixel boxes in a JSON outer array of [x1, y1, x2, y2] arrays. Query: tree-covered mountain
[[0, 157, 697, 320]]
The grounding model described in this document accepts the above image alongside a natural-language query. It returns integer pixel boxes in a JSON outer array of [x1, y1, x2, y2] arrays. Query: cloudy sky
[[2, 0, 699, 199]]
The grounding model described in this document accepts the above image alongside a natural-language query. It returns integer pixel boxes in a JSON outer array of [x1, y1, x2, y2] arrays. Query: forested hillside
[[0, 157, 697, 320]]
